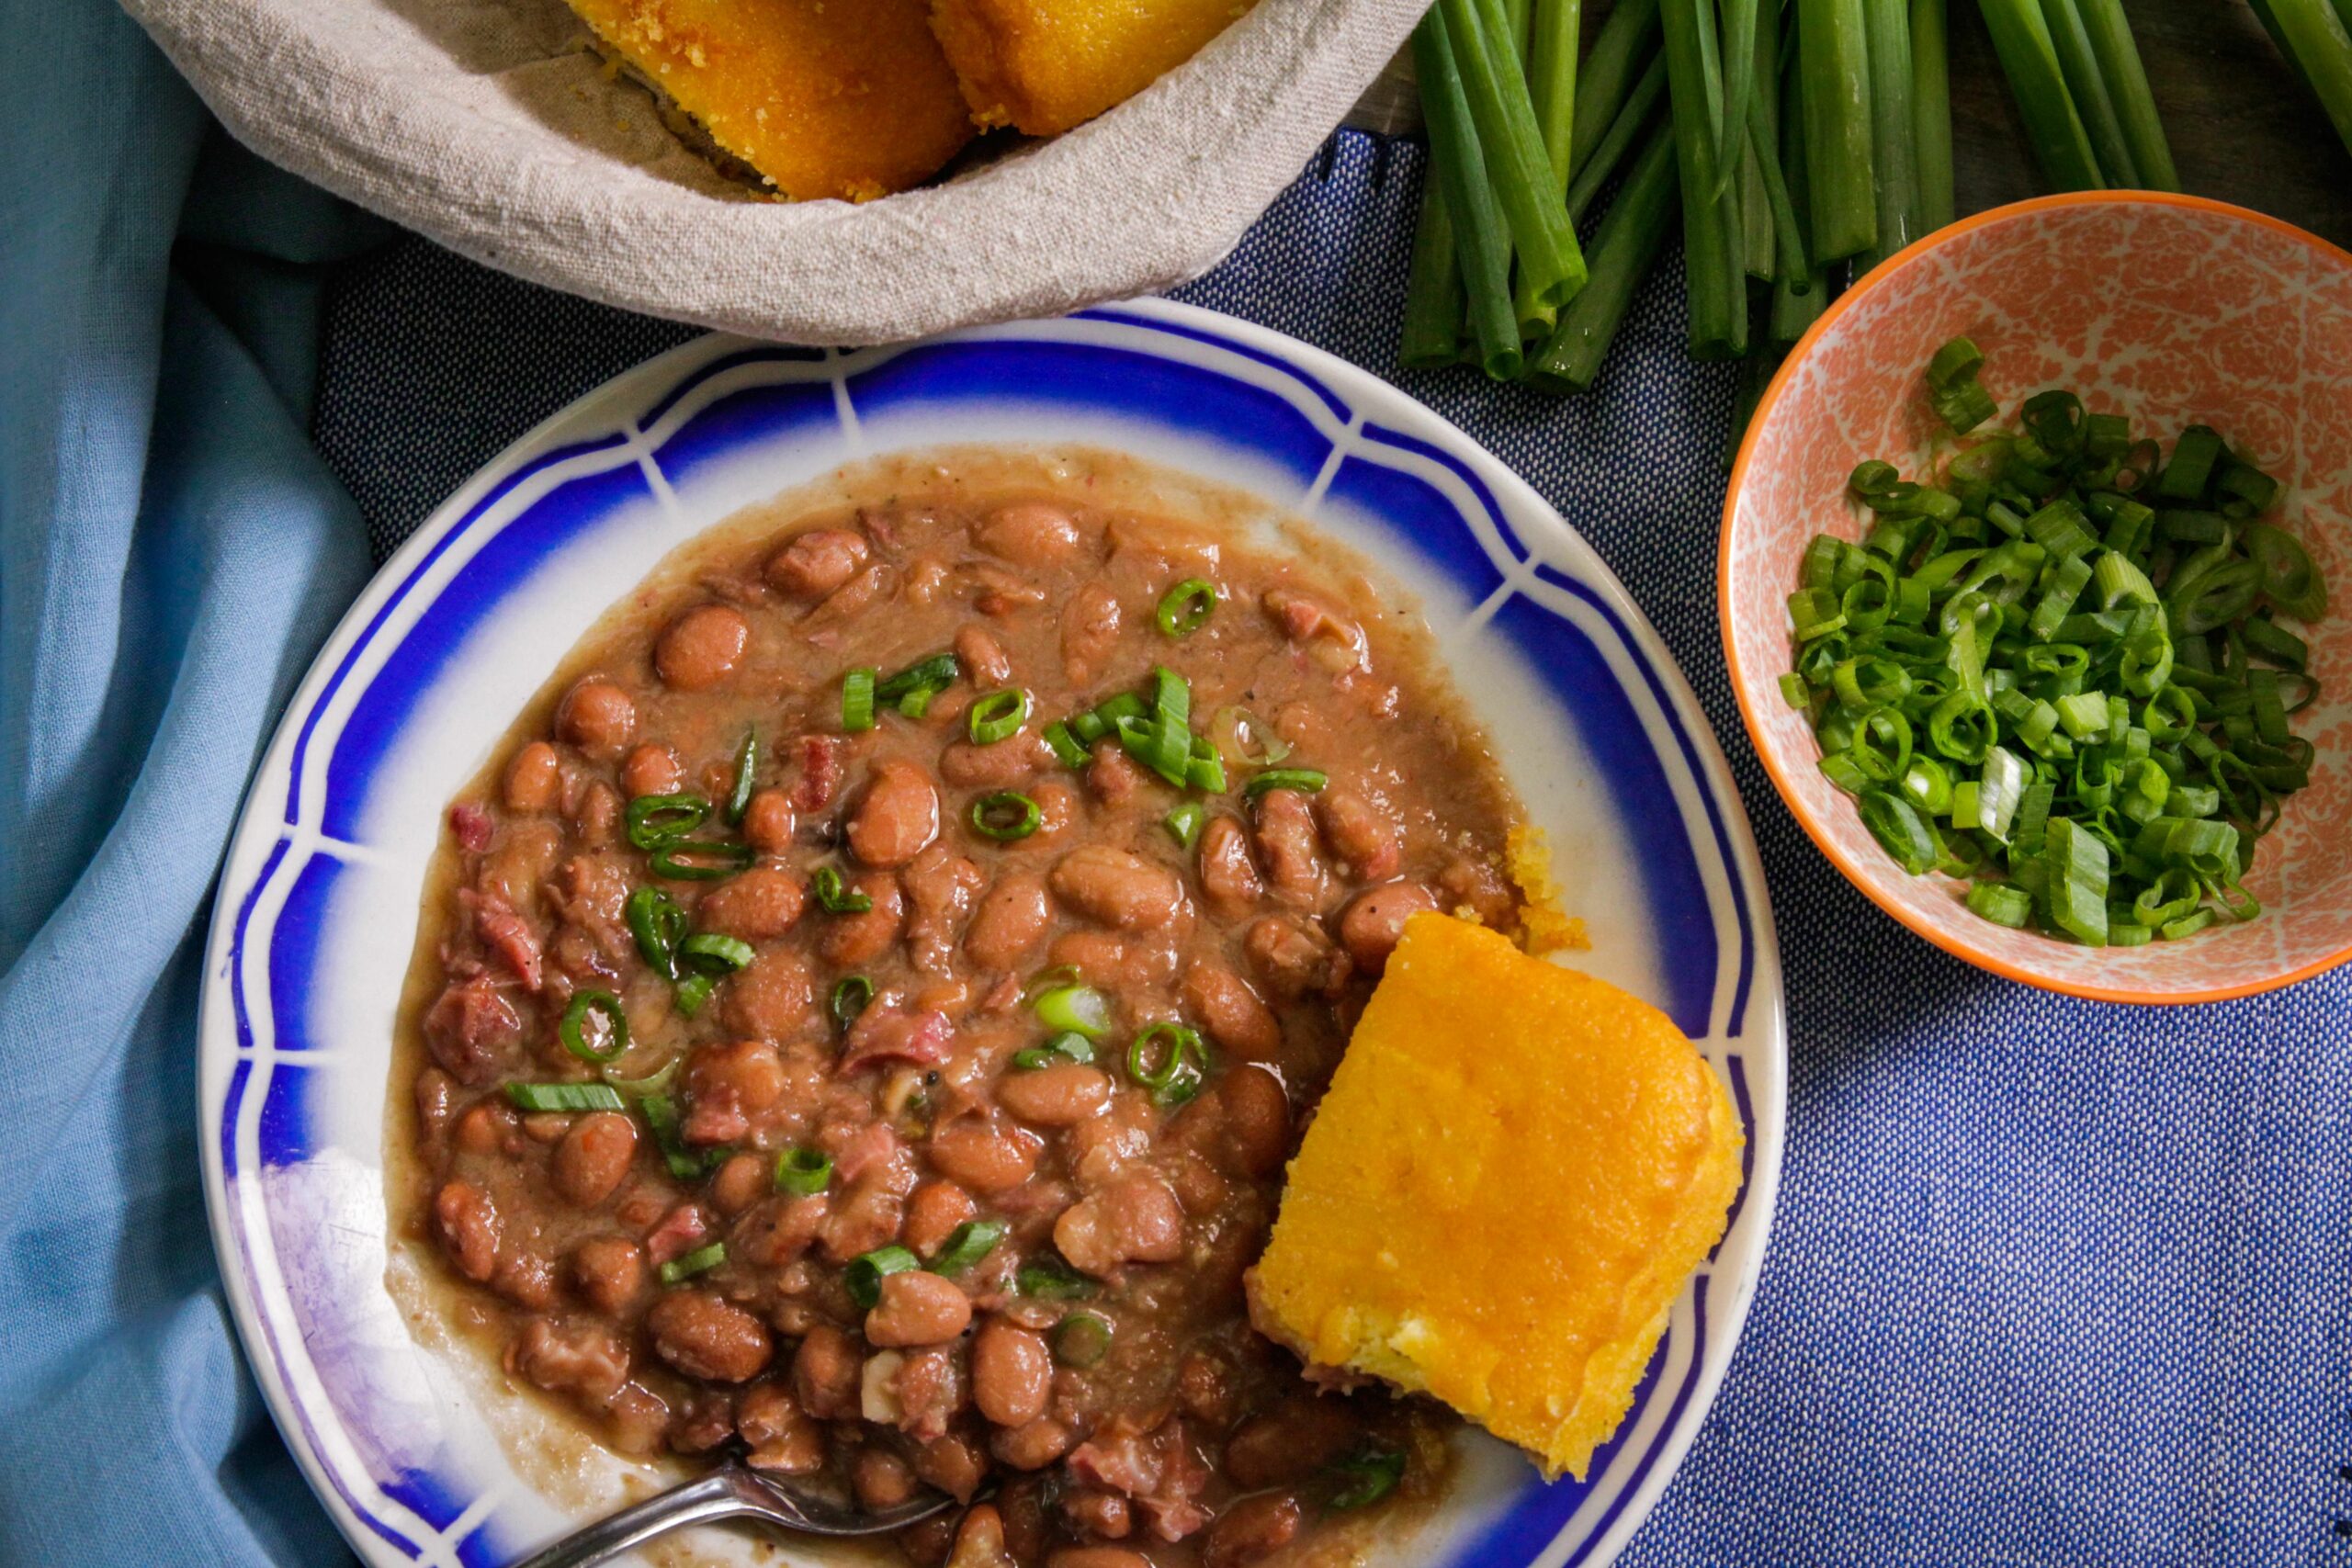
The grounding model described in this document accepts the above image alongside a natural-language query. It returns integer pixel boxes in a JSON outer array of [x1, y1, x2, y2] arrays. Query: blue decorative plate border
[[199, 300, 1785, 1568]]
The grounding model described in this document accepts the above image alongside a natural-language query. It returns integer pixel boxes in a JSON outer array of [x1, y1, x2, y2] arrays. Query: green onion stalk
[[2040, 0, 2141, 186], [1909, 0, 1955, 229], [1511, 0, 1583, 335], [1414, 6, 1524, 378], [1527, 124, 1682, 392], [2247, 0, 2352, 158], [1976, 0, 2102, 189], [1569, 0, 1664, 175], [1443, 0, 1588, 319], [2075, 0, 2178, 188], [1659, 0, 1749, 356], [1860, 0, 1919, 266], [1798, 0, 1877, 261]]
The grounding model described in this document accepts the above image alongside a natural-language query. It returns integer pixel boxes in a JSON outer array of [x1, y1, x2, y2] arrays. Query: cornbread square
[[563, 0, 975, 200], [1250, 913, 1743, 1480], [929, 0, 1257, 136]]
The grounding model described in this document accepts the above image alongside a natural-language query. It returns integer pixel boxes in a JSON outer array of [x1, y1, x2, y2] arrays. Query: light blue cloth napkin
[[0, 2, 372, 1559]]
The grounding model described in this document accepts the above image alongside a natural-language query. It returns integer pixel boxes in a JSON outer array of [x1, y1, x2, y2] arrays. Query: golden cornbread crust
[[562, 0, 975, 200], [1250, 913, 1744, 1481], [929, 0, 1257, 136]]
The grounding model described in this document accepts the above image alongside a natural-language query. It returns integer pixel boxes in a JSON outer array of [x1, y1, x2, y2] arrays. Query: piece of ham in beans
[[405, 486, 1523, 1561]]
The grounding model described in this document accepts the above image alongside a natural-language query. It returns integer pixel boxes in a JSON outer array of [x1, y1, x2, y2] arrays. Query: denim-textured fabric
[[313, 132, 2352, 1567]]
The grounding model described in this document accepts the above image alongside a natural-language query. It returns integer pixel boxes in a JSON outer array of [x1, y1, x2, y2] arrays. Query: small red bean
[[821, 872, 905, 965], [1182, 962, 1283, 1061], [696, 866, 807, 942], [848, 761, 941, 869], [554, 679, 636, 761], [569, 1235, 644, 1314], [765, 528, 868, 600], [865, 1270, 974, 1348], [1204, 1492, 1303, 1568], [741, 788, 795, 853], [1048, 1550, 1153, 1568], [927, 1122, 1041, 1193], [1196, 816, 1264, 918], [1049, 846, 1184, 931], [1253, 787, 1329, 908], [978, 502, 1083, 566], [793, 1323, 862, 1418], [654, 603, 750, 691], [647, 1291, 773, 1382], [1218, 1065, 1293, 1179], [995, 1063, 1111, 1127], [965, 873, 1053, 971], [1338, 882, 1440, 975], [970, 1319, 1052, 1427], [435, 1180, 500, 1281], [904, 1180, 978, 1259], [502, 741, 561, 813], [550, 1111, 638, 1207], [619, 742, 683, 799], [853, 1446, 921, 1510]]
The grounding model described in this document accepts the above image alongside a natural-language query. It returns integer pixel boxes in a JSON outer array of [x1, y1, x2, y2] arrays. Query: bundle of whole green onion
[[1783, 342, 2329, 946], [1404, 0, 1968, 414], [1976, 0, 2177, 191]]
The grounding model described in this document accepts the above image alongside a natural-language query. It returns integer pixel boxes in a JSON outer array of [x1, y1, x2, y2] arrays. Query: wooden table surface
[[1949, 0, 2352, 249], [1349, 1, 2352, 252]]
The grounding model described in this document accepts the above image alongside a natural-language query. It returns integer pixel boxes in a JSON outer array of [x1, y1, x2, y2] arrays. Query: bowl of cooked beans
[[200, 303, 1785, 1568]]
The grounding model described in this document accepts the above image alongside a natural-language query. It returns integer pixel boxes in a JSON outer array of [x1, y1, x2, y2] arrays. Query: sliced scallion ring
[[559, 990, 629, 1064], [831, 976, 874, 1033], [1243, 768, 1329, 798], [657, 1242, 728, 1287], [504, 1081, 627, 1114], [969, 791, 1042, 840], [1155, 579, 1218, 637], [625, 793, 710, 851], [967, 689, 1031, 746], [811, 864, 874, 914], [774, 1147, 833, 1197], [931, 1221, 1006, 1275], [844, 1246, 920, 1310]]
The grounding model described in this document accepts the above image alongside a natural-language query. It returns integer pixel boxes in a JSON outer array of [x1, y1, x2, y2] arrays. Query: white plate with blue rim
[[199, 299, 1786, 1568]]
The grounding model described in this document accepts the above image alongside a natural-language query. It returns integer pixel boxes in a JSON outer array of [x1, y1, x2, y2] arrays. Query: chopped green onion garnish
[[601, 1055, 679, 1097], [658, 1241, 728, 1286], [1156, 579, 1218, 637], [931, 1220, 1006, 1275], [1323, 1444, 1408, 1509], [639, 1092, 724, 1181], [625, 886, 686, 979], [876, 651, 960, 717], [1126, 1021, 1210, 1107], [560, 989, 630, 1064], [967, 689, 1031, 746], [831, 976, 874, 1033], [1052, 1311, 1114, 1368], [1789, 345, 2324, 945], [844, 1246, 920, 1310], [673, 971, 718, 1019], [678, 932, 753, 974], [811, 865, 873, 914], [1244, 768, 1329, 797], [1042, 721, 1088, 768], [504, 1081, 627, 1113], [625, 793, 710, 851], [774, 1147, 833, 1196], [1015, 1254, 1098, 1300], [649, 840, 755, 881], [725, 728, 758, 824], [1033, 984, 1112, 1040], [842, 668, 877, 732], [969, 791, 1043, 840], [1164, 802, 1206, 848], [1011, 1031, 1096, 1071]]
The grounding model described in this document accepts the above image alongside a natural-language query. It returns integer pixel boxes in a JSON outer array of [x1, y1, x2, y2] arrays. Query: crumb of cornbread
[[929, 0, 1257, 137], [562, 0, 973, 201], [1249, 913, 1742, 1481], [1506, 823, 1589, 953]]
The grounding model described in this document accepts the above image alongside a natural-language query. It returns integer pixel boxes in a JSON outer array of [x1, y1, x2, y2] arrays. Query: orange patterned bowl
[[1724, 193, 2352, 1004]]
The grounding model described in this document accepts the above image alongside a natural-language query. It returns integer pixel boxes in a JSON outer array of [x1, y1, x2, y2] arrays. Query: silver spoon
[[512, 1459, 953, 1568]]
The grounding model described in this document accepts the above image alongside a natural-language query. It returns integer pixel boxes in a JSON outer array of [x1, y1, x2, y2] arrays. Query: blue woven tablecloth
[[4, 4, 2345, 1562]]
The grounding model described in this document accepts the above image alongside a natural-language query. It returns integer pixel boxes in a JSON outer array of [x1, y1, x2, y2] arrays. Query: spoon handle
[[510, 1469, 768, 1568]]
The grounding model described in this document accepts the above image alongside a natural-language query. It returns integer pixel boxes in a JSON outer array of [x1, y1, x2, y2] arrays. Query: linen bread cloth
[[119, 0, 1423, 345]]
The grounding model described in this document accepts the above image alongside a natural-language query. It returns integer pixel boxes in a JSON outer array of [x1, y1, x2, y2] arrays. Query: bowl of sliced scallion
[[1724, 192, 2352, 1003]]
